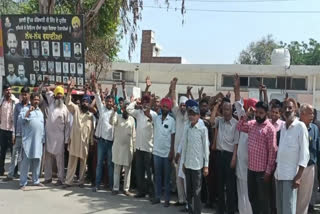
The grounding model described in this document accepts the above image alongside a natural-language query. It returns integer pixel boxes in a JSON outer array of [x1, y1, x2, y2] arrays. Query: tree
[[237, 35, 280, 65], [280, 39, 320, 65], [238, 35, 320, 65]]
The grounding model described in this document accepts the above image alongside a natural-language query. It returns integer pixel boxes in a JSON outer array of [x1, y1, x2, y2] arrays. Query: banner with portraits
[[1, 15, 85, 87]]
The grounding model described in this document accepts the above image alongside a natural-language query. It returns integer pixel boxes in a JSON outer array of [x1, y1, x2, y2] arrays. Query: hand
[[29, 106, 35, 112], [210, 143, 217, 151], [12, 136, 15, 145], [113, 104, 118, 112], [213, 98, 222, 110], [112, 83, 117, 90], [187, 86, 193, 92], [234, 73, 240, 89], [292, 176, 302, 189], [97, 83, 102, 92], [263, 173, 272, 183], [230, 157, 236, 169], [203, 167, 209, 177], [259, 84, 267, 92], [175, 153, 181, 164], [130, 95, 134, 103], [67, 78, 75, 90], [226, 91, 231, 99], [104, 87, 109, 96], [121, 80, 126, 89], [198, 87, 204, 96], [146, 76, 152, 87], [168, 150, 174, 162]]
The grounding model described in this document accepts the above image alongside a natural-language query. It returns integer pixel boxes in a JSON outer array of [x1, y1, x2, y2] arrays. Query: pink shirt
[[270, 119, 285, 132], [238, 118, 278, 174], [0, 100, 14, 131]]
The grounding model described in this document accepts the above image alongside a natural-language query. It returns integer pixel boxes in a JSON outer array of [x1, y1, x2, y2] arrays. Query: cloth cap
[[179, 96, 188, 105], [244, 98, 258, 111], [160, 98, 173, 110], [82, 94, 92, 104], [54, 86, 65, 96], [186, 99, 200, 114]]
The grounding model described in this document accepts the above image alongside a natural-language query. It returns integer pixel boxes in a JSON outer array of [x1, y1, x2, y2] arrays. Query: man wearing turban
[[43, 85, 71, 186]]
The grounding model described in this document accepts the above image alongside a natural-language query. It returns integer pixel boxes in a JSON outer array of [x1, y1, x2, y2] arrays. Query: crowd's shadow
[[0, 177, 184, 214]]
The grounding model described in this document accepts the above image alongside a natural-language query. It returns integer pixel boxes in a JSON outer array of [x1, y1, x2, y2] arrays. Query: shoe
[[42, 179, 52, 184], [34, 183, 45, 187], [123, 191, 133, 197], [54, 180, 63, 186], [13, 173, 19, 179], [151, 199, 161, 205], [20, 186, 26, 191], [134, 193, 146, 198], [164, 201, 170, 207], [112, 190, 119, 195], [2, 177, 13, 182], [78, 184, 85, 188], [173, 201, 186, 207], [92, 187, 97, 192], [62, 184, 71, 189]]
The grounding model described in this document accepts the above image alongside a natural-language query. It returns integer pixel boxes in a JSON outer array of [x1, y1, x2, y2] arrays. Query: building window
[[112, 71, 122, 81], [263, 78, 276, 89], [222, 75, 233, 87], [277, 77, 291, 89], [249, 77, 261, 88], [292, 78, 306, 90]]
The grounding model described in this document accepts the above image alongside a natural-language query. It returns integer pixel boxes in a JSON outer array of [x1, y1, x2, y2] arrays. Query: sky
[[117, 0, 320, 64]]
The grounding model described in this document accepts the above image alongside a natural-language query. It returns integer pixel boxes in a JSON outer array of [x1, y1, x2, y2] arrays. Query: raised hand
[[121, 80, 126, 89], [146, 76, 152, 87], [234, 73, 240, 88]]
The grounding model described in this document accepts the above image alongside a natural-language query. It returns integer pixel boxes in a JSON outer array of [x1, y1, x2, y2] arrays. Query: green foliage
[[238, 35, 320, 65]]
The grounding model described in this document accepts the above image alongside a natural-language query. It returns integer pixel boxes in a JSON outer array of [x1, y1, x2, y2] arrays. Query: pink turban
[[160, 98, 173, 110]]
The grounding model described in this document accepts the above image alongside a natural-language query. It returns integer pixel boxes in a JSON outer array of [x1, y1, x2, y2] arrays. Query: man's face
[[4, 88, 11, 98], [199, 102, 208, 116], [271, 107, 281, 122], [179, 103, 186, 114], [55, 93, 64, 100], [21, 92, 29, 104], [8, 64, 14, 75], [31, 96, 40, 107], [161, 104, 170, 115], [300, 108, 314, 126], [222, 103, 232, 120], [255, 107, 268, 124], [7, 33, 18, 55], [105, 98, 114, 110], [142, 100, 151, 111], [188, 110, 200, 124], [283, 101, 296, 121], [18, 65, 25, 78]]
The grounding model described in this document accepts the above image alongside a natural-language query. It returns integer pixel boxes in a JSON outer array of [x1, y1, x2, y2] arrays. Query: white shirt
[[152, 114, 176, 158], [127, 101, 157, 153], [214, 117, 239, 152], [274, 118, 310, 180], [181, 119, 210, 170], [95, 93, 114, 141], [172, 106, 188, 154]]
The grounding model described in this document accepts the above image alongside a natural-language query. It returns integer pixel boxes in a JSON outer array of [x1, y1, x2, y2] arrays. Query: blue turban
[[82, 94, 92, 104]]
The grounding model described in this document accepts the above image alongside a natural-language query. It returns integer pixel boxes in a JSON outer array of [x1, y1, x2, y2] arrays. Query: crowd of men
[[0, 74, 319, 214]]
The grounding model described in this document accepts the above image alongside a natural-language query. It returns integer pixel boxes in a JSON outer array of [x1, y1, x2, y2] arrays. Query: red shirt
[[238, 118, 277, 174]]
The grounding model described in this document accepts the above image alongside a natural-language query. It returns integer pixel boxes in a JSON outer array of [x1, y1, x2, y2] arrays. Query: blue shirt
[[307, 123, 320, 166], [13, 103, 30, 137], [21, 107, 45, 159]]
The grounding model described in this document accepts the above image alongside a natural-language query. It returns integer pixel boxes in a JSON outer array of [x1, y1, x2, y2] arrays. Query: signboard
[[1, 15, 85, 87]]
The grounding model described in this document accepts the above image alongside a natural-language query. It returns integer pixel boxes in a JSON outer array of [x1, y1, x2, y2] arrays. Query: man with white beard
[[43, 85, 71, 186]]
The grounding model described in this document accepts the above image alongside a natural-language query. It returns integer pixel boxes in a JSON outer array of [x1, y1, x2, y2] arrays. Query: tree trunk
[[39, 0, 55, 14]]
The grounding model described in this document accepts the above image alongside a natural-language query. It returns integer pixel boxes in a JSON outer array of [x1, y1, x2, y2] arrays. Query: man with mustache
[[274, 99, 309, 214], [238, 99, 277, 214], [43, 85, 71, 186], [63, 80, 94, 188], [296, 104, 319, 214]]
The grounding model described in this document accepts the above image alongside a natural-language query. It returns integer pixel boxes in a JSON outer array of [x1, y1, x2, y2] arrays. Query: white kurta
[[45, 91, 71, 155], [110, 112, 136, 167]]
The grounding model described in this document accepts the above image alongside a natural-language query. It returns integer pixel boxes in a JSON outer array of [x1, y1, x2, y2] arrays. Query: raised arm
[[145, 76, 152, 93], [186, 86, 194, 100], [126, 101, 139, 118], [121, 80, 127, 101], [198, 87, 204, 101], [209, 100, 221, 127], [65, 79, 77, 114], [234, 73, 241, 102]]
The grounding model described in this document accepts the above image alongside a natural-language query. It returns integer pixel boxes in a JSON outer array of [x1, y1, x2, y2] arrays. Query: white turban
[[179, 96, 188, 105]]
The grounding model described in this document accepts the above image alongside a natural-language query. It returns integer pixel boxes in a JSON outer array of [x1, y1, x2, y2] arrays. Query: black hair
[[118, 97, 124, 102], [7, 28, 15, 36], [105, 95, 114, 101], [255, 101, 269, 112], [222, 97, 231, 103], [199, 98, 209, 105], [3, 84, 11, 91], [20, 86, 30, 94], [271, 103, 281, 110], [30, 92, 40, 100]]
